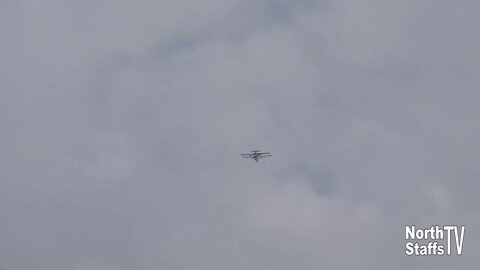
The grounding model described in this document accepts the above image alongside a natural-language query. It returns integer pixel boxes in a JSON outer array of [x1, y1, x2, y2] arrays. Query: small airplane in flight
[[240, 150, 272, 162]]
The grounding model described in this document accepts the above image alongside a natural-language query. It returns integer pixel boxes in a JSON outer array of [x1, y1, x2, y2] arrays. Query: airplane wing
[[259, 154, 272, 158]]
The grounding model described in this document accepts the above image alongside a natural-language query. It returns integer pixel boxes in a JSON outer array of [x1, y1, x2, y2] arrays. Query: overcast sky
[[1, 1, 479, 269]]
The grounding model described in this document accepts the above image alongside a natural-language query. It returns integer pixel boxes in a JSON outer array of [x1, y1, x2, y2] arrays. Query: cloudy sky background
[[1, 0, 479, 269]]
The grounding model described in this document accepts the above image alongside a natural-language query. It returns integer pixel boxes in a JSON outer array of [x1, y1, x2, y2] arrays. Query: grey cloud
[[1, 0, 480, 269]]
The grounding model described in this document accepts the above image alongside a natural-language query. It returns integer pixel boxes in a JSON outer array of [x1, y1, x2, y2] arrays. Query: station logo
[[405, 225, 465, 256]]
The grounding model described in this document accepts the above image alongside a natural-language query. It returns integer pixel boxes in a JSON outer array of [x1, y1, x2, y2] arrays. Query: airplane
[[240, 150, 272, 162]]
